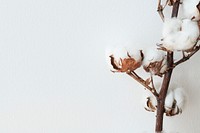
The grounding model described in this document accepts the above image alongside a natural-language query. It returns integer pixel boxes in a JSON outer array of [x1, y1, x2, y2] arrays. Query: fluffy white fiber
[[105, 45, 127, 61], [162, 18, 182, 38], [125, 45, 144, 62], [106, 44, 143, 61], [143, 49, 165, 66], [143, 83, 186, 114], [105, 44, 143, 71], [162, 18, 199, 51], [142, 82, 161, 111], [173, 87, 186, 110], [164, 90, 174, 111], [164, 87, 186, 112], [182, 0, 200, 20], [142, 48, 167, 75], [182, 19, 200, 41]]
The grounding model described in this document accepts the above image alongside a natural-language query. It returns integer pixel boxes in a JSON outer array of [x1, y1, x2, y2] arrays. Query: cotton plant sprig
[[106, 0, 200, 132], [106, 45, 161, 97]]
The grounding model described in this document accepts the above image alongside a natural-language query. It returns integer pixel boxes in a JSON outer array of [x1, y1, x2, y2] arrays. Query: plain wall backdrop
[[0, 0, 200, 133]]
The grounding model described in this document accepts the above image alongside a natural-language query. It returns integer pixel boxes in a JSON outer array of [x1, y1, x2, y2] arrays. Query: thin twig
[[174, 45, 200, 67], [163, 0, 170, 9], [126, 71, 159, 97], [150, 75, 156, 91], [157, 0, 165, 21]]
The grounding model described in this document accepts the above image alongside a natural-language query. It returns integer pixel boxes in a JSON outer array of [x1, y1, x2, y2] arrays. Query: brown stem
[[171, 0, 180, 17], [127, 71, 159, 97], [155, 52, 174, 132], [155, 0, 180, 132]]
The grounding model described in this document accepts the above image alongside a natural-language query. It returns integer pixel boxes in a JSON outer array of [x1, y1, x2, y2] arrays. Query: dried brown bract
[[143, 59, 166, 77], [109, 52, 143, 73], [165, 100, 181, 116], [145, 97, 157, 112]]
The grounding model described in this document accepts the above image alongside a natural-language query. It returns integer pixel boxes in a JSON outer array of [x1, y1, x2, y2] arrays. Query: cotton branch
[[155, 0, 180, 132], [126, 71, 159, 97]]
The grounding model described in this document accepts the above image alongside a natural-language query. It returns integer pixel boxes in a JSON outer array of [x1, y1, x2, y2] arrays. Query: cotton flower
[[161, 19, 199, 51], [106, 45, 144, 72], [162, 18, 182, 38], [142, 49, 167, 77], [182, 0, 200, 21]]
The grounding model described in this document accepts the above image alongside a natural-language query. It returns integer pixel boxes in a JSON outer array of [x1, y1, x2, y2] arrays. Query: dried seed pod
[[144, 97, 157, 112], [165, 101, 180, 116], [143, 49, 167, 77]]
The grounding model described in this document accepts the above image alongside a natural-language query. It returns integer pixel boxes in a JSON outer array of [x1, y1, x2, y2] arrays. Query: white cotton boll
[[162, 18, 182, 38], [182, 19, 199, 41], [162, 19, 199, 51], [182, 0, 200, 20], [176, 19, 199, 50], [174, 87, 186, 111], [142, 49, 164, 66], [142, 49, 167, 76], [126, 49, 143, 62], [162, 32, 179, 50], [164, 90, 174, 111], [163, 32, 192, 51]]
